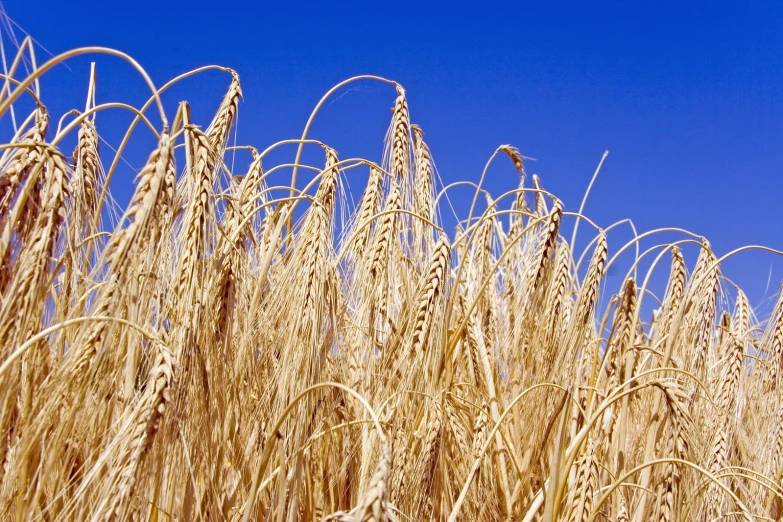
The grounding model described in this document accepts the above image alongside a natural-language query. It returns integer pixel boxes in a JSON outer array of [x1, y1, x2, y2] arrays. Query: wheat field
[[0, 36, 782, 522]]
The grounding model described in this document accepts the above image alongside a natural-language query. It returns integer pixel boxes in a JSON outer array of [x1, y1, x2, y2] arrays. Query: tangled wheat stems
[[0, 36, 781, 522]]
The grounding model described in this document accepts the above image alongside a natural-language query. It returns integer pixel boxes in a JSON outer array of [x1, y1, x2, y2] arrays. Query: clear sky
[[5, 0, 783, 307]]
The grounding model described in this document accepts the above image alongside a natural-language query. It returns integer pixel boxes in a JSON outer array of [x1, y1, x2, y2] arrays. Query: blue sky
[[5, 0, 783, 307]]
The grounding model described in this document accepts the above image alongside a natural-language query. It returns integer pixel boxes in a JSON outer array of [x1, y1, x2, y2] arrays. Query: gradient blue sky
[[6, 0, 783, 306]]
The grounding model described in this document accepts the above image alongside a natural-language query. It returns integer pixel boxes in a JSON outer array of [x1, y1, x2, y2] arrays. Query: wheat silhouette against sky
[[0, 2, 781, 521]]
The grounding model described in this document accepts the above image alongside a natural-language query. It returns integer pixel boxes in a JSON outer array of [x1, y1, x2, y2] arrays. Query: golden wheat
[[0, 36, 778, 522]]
